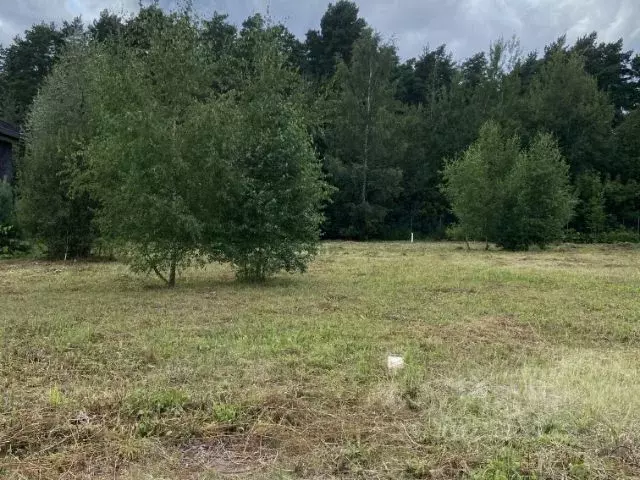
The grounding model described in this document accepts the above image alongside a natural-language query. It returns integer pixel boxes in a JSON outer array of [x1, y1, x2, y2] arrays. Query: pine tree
[[524, 51, 614, 175], [324, 31, 404, 239]]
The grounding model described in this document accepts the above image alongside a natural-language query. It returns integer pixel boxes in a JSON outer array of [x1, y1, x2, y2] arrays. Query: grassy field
[[2, 242, 640, 479]]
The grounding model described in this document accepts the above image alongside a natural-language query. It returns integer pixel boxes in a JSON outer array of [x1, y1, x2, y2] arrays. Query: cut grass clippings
[[1, 242, 640, 478]]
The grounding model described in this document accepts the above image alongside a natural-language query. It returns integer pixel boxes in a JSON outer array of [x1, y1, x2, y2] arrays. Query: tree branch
[[152, 265, 169, 285]]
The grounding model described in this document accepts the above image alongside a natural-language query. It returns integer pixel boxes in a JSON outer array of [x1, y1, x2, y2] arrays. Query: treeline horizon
[[1, 1, 639, 251]]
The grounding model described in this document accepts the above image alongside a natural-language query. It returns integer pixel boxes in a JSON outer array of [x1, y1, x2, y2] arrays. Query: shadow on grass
[[140, 272, 308, 293]]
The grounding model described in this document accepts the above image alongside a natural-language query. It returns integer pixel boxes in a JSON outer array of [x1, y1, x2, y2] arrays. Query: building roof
[[0, 120, 20, 139]]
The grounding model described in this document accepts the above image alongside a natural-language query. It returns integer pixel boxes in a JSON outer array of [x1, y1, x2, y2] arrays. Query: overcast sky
[[1, 0, 639, 61]]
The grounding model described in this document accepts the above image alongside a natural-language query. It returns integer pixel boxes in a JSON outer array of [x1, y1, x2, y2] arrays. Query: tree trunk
[[153, 265, 169, 286], [362, 56, 373, 205], [168, 259, 176, 288], [64, 230, 69, 261]]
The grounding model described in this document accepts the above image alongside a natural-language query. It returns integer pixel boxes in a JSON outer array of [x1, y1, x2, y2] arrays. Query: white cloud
[[0, 0, 638, 59]]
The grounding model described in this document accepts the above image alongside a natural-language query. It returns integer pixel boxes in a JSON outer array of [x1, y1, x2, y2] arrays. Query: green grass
[[2, 242, 640, 479]]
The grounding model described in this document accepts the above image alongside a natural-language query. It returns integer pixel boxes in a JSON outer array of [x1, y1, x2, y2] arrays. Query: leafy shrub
[[599, 228, 640, 244], [564, 227, 640, 244], [444, 123, 574, 251]]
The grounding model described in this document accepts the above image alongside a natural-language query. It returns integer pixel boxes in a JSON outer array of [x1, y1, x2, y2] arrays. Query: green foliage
[[604, 178, 640, 230], [5, 5, 640, 248], [0, 23, 66, 125], [124, 389, 190, 418], [88, 10, 124, 43], [523, 51, 614, 175], [305, 0, 367, 79], [18, 43, 96, 259], [78, 11, 327, 285], [445, 123, 574, 250], [495, 133, 575, 250], [565, 227, 640, 244], [443, 121, 520, 244], [471, 449, 537, 479], [395, 45, 455, 106], [324, 32, 404, 239], [598, 228, 640, 244], [0, 179, 28, 254], [0, 179, 13, 225], [82, 13, 222, 286], [214, 30, 330, 281], [201, 12, 237, 60], [572, 32, 639, 121], [614, 108, 640, 181], [212, 404, 240, 423]]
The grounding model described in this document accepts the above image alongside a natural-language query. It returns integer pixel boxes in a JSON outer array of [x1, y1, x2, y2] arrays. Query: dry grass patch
[[2, 242, 640, 478]]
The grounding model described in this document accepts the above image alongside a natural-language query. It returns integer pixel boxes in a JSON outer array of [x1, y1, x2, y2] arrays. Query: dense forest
[[1, 1, 639, 261]]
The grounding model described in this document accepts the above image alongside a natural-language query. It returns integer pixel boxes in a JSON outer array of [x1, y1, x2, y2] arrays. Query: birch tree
[[324, 31, 404, 239], [82, 13, 224, 286], [19, 43, 97, 259]]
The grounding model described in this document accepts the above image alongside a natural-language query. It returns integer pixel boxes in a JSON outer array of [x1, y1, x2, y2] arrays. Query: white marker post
[[411, 232, 414, 243]]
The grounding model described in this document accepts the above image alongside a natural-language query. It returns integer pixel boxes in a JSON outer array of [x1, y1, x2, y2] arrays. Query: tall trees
[[18, 43, 96, 259], [305, 0, 366, 80], [83, 13, 222, 286], [442, 122, 520, 245], [76, 12, 327, 285], [0, 24, 66, 125], [574, 171, 607, 238], [201, 12, 237, 59], [393, 40, 521, 238], [236, 14, 305, 71], [397, 45, 455, 106], [89, 10, 125, 43], [614, 108, 640, 181], [495, 133, 574, 249], [572, 33, 639, 121], [523, 51, 614, 175], [216, 33, 329, 281], [7, 4, 640, 247], [605, 108, 640, 231], [324, 32, 404, 239]]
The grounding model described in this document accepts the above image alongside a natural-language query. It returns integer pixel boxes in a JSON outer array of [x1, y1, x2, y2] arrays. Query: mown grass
[[2, 242, 640, 479]]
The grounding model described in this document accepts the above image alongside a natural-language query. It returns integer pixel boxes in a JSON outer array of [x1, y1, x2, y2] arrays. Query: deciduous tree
[[324, 32, 404, 239], [18, 43, 96, 259]]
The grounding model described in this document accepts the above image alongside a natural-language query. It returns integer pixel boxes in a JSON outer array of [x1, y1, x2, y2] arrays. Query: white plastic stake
[[410, 232, 414, 243]]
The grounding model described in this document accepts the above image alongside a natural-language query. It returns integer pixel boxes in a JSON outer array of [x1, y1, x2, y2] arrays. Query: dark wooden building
[[0, 121, 20, 182]]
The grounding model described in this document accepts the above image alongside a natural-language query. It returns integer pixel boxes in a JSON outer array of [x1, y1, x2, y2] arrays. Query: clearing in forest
[[2, 242, 640, 479]]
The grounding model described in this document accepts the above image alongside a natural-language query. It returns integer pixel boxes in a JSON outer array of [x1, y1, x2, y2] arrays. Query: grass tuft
[[2, 242, 640, 478]]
